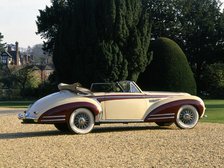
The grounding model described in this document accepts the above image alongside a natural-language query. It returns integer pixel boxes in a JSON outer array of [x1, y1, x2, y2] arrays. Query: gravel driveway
[[0, 107, 25, 116], [0, 114, 223, 168]]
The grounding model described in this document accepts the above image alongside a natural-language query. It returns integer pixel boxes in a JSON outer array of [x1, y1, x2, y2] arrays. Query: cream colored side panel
[[100, 101, 106, 120], [105, 99, 148, 120]]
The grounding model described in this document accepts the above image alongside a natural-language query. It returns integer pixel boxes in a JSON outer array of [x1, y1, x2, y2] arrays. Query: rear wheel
[[68, 108, 95, 134], [155, 122, 173, 127], [54, 123, 70, 132], [175, 105, 199, 129]]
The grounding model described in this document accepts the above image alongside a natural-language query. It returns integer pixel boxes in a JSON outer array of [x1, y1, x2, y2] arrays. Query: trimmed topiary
[[138, 37, 196, 95]]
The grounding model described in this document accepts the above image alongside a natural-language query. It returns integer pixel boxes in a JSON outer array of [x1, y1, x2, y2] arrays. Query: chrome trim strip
[[150, 113, 175, 117], [99, 119, 143, 123], [93, 95, 168, 100], [41, 119, 66, 122], [96, 96, 145, 99], [147, 116, 175, 120], [42, 115, 66, 119]]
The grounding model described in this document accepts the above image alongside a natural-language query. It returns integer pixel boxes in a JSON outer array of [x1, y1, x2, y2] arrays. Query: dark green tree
[[138, 37, 197, 95], [142, 0, 182, 40], [201, 63, 224, 98], [180, 0, 224, 89], [143, 0, 224, 92], [37, 0, 152, 86], [0, 64, 11, 89], [36, 0, 67, 53], [0, 32, 5, 53]]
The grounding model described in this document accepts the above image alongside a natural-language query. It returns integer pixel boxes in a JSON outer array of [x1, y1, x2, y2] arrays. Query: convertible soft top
[[58, 83, 92, 95]]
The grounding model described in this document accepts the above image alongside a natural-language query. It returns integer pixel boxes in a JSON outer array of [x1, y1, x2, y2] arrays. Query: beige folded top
[[58, 83, 92, 95]]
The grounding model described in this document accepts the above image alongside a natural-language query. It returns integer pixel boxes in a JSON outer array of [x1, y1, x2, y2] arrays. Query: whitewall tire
[[69, 108, 95, 134], [175, 105, 199, 129]]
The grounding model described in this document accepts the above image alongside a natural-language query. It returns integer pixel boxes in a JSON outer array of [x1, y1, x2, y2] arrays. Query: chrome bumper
[[18, 113, 25, 120], [18, 112, 38, 123]]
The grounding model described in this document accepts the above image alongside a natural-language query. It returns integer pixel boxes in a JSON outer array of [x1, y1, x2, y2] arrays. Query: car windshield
[[90, 81, 142, 93]]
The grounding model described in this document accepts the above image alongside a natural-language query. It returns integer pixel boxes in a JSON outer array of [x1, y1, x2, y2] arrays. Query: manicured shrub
[[138, 37, 196, 95]]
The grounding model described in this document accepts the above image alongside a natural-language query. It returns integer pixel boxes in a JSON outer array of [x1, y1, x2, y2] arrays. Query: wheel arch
[[144, 99, 205, 122], [38, 101, 101, 124]]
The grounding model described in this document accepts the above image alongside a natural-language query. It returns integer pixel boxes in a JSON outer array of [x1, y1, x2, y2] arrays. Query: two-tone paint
[[19, 90, 205, 125], [19, 90, 102, 124]]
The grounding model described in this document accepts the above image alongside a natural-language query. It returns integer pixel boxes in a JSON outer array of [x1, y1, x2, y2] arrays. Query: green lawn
[[201, 99, 224, 124], [0, 101, 33, 108]]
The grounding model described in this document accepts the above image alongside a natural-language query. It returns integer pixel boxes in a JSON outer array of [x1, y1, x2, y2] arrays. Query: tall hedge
[[138, 37, 196, 95], [43, 0, 152, 87]]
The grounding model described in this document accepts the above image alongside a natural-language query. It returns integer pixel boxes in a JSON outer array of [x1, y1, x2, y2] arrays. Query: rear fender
[[38, 102, 101, 124]]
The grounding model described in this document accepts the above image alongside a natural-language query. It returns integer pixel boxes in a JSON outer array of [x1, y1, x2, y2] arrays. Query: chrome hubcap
[[74, 113, 90, 129], [78, 118, 86, 125], [180, 109, 195, 124], [183, 113, 191, 120]]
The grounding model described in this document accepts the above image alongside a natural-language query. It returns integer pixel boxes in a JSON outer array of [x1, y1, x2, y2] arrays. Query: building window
[[2, 59, 7, 64]]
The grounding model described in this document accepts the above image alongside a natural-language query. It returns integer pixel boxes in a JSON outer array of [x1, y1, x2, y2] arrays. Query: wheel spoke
[[73, 113, 91, 129], [179, 108, 196, 125]]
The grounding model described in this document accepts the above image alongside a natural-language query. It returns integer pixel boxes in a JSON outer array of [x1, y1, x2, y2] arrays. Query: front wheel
[[68, 108, 95, 134], [175, 105, 199, 129]]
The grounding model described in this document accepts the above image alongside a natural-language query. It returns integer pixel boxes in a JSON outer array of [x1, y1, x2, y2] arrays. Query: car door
[[104, 93, 148, 120]]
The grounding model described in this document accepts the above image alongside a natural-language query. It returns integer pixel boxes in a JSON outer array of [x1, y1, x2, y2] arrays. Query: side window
[[130, 83, 140, 93], [118, 81, 130, 92]]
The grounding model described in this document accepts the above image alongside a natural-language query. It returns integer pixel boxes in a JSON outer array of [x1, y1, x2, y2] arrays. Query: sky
[[220, 0, 224, 10], [0, 0, 51, 48], [0, 0, 224, 48]]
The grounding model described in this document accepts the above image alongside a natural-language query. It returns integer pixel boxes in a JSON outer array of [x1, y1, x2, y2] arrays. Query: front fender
[[144, 97, 205, 122]]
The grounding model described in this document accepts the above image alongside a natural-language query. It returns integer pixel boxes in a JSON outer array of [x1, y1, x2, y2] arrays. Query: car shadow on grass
[[0, 125, 175, 140]]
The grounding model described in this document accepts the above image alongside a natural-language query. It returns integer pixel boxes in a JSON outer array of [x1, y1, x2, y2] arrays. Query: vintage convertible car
[[18, 81, 205, 134]]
